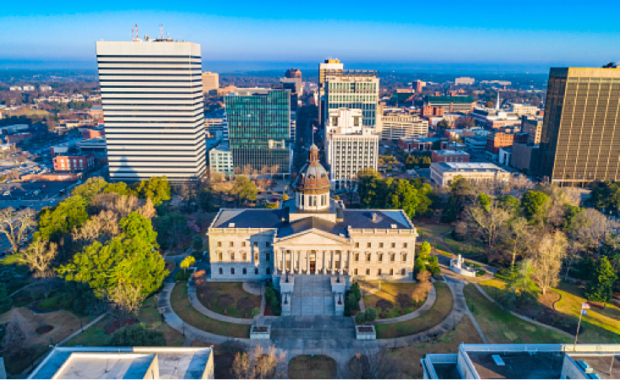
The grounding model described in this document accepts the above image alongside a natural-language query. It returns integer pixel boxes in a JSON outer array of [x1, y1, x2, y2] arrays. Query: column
[[340, 250, 344, 273], [330, 250, 334, 274], [306, 252, 310, 274], [322, 251, 326, 274], [347, 250, 351, 274]]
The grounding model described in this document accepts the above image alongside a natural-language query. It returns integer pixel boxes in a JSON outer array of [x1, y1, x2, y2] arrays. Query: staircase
[[290, 275, 335, 316]]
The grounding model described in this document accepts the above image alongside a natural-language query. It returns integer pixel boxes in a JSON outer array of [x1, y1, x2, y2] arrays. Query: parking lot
[[0, 180, 79, 202]]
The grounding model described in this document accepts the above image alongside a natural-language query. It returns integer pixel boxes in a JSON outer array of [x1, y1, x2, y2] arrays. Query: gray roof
[[211, 209, 284, 229], [277, 217, 347, 238], [342, 210, 411, 229]]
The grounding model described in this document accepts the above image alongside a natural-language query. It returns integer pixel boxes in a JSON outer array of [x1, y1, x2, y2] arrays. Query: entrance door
[[310, 260, 316, 274]]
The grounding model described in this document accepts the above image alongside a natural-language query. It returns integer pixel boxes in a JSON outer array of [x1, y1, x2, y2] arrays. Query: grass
[[65, 315, 111, 346], [196, 282, 261, 319], [171, 281, 250, 338], [288, 355, 337, 379], [415, 222, 453, 243], [443, 235, 486, 258], [463, 284, 572, 344], [375, 283, 453, 339], [0, 307, 95, 375], [362, 282, 426, 319], [479, 279, 620, 344], [387, 315, 483, 378]]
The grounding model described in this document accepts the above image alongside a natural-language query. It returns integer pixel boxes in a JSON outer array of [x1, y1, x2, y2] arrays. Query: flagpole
[[573, 303, 587, 351]]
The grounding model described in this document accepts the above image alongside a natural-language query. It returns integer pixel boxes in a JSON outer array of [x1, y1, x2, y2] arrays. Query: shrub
[[430, 266, 442, 277], [282, 194, 289, 201], [108, 324, 166, 346], [475, 269, 486, 277], [365, 307, 377, 322], [350, 283, 361, 301], [355, 312, 366, 325], [265, 284, 281, 316], [345, 293, 359, 316], [175, 271, 191, 281]]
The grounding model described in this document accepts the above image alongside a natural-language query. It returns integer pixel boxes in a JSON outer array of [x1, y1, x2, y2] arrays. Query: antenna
[[135, 24, 138, 41], [160, 24, 164, 39], [131, 25, 134, 41]]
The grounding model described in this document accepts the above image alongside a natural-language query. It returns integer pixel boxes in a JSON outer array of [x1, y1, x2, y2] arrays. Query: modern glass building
[[536, 67, 620, 186], [324, 71, 379, 127], [224, 88, 292, 177]]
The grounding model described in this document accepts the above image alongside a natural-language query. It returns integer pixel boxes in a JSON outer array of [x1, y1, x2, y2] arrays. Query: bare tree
[[530, 231, 567, 295], [72, 210, 120, 248], [109, 280, 144, 323], [0, 207, 36, 253], [138, 197, 156, 220], [464, 201, 511, 261], [343, 349, 402, 379], [413, 271, 432, 303], [503, 217, 532, 269], [232, 345, 286, 379], [5, 316, 25, 357], [20, 239, 58, 298]]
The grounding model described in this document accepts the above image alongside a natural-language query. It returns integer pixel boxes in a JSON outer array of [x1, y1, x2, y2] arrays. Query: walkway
[[290, 276, 335, 316], [187, 278, 254, 325]]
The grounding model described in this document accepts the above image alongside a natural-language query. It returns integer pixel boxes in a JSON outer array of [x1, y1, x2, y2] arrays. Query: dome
[[294, 145, 331, 194]]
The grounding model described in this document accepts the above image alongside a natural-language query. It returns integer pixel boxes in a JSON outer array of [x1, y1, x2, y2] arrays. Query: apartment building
[[324, 69, 379, 127], [376, 111, 429, 140], [201, 72, 219, 93]]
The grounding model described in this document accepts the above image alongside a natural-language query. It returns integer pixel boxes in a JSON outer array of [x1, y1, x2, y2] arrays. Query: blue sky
[[1, 0, 619, 72]]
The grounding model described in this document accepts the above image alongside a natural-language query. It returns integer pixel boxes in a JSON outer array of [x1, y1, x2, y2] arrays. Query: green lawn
[[288, 355, 337, 379], [363, 282, 426, 319], [443, 235, 486, 258], [463, 284, 572, 344], [415, 223, 453, 243], [171, 281, 250, 338], [196, 282, 261, 319], [375, 282, 453, 338], [65, 315, 112, 346]]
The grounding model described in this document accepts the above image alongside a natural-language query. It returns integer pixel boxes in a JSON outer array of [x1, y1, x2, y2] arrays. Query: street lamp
[[573, 303, 589, 350]]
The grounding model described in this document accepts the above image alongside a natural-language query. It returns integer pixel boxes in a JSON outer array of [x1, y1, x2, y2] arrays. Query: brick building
[[82, 129, 105, 139], [53, 154, 95, 172], [431, 150, 470, 163], [486, 132, 515, 154], [6, 133, 32, 144], [398, 137, 439, 152], [420, 106, 445, 117]]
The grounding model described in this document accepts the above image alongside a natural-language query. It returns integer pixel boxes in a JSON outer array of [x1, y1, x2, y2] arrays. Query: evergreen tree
[[585, 257, 617, 303]]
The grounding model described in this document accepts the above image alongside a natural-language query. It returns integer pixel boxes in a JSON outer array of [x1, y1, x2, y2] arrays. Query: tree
[[364, 307, 377, 322], [218, 294, 234, 314], [530, 231, 567, 295], [503, 217, 532, 269], [155, 211, 189, 250], [521, 190, 549, 225], [455, 116, 476, 128], [6, 315, 25, 357], [0, 283, 12, 314], [585, 257, 617, 303], [396, 293, 411, 312], [20, 239, 58, 297], [376, 299, 393, 316], [109, 280, 144, 321], [237, 297, 258, 318], [134, 176, 171, 206], [232, 345, 286, 379], [230, 176, 257, 206], [71, 176, 108, 201], [0, 207, 36, 253], [437, 119, 451, 129], [419, 241, 431, 257], [464, 200, 511, 260], [355, 311, 366, 324], [108, 324, 166, 346], [413, 271, 432, 303], [180, 256, 196, 274], [198, 189, 213, 211], [346, 349, 402, 379], [38, 196, 89, 242], [192, 235, 203, 251]]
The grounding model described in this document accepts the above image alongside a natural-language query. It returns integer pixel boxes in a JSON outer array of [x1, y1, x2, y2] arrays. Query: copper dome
[[294, 144, 331, 194]]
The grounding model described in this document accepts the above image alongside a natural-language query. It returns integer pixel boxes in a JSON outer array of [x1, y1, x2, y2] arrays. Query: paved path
[[243, 281, 267, 316], [187, 278, 254, 325], [373, 285, 436, 324]]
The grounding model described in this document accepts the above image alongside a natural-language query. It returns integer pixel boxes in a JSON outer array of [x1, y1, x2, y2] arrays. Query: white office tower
[[96, 40, 206, 182], [325, 108, 379, 190]]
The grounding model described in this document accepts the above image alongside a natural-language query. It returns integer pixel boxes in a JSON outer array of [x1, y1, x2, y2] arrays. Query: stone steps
[[290, 275, 335, 316]]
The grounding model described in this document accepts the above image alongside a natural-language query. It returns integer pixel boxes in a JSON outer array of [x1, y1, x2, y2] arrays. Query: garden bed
[[196, 281, 261, 318]]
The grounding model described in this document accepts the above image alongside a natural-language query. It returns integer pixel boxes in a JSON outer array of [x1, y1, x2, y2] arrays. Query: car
[[271, 197, 278, 201], [3, 191, 10, 196]]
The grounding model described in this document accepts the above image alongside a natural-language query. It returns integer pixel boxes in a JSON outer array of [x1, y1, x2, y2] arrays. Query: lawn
[[196, 281, 261, 319], [387, 315, 483, 378], [375, 282, 453, 339], [463, 284, 572, 344], [65, 315, 111, 346], [442, 235, 486, 258], [363, 282, 427, 319], [415, 222, 453, 243], [288, 355, 337, 379], [0, 307, 95, 375], [171, 281, 250, 338]]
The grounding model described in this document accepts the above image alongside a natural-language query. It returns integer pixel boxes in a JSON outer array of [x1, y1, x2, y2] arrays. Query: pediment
[[275, 229, 349, 246]]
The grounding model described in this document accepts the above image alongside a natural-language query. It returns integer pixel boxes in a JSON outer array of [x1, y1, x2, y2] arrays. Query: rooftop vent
[[228, 223, 235, 228], [391, 224, 397, 229], [491, 355, 505, 366], [371, 212, 377, 222]]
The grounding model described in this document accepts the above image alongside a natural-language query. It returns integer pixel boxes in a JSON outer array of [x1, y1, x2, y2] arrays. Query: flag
[[582, 310, 587, 316], [582, 303, 590, 310]]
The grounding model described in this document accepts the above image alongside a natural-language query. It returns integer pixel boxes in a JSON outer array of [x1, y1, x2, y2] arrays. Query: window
[[403, 254, 407, 262], [354, 268, 358, 275], [266, 268, 270, 275], [217, 242, 222, 247], [401, 268, 406, 275], [243, 268, 247, 275], [403, 243, 408, 248], [367, 243, 371, 248], [254, 253, 258, 262], [379, 242, 384, 248], [253, 242, 258, 247], [266, 253, 271, 261], [255, 268, 259, 275], [391, 243, 396, 248], [218, 252, 222, 261], [229, 242, 234, 247], [377, 269, 382, 275], [219, 268, 223, 275], [389, 269, 394, 275], [242, 253, 247, 261], [241, 242, 246, 247], [355, 242, 359, 248], [232, 253, 236, 261], [379, 254, 384, 262], [355, 254, 359, 262], [390, 254, 395, 262], [366, 269, 370, 275], [266, 242, 271, 247], [231, 268, 235, 275], [366, 253, 371, 262]]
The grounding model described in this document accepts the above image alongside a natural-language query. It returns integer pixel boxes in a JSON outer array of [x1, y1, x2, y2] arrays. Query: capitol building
[[207, 144, 418, 289]]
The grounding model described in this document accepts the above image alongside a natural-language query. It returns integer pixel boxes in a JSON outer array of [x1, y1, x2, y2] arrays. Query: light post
[[573, 303, 589, 351]]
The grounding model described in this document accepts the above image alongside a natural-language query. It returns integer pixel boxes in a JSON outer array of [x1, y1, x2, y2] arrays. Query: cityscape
[[0, 2, 619, 379]]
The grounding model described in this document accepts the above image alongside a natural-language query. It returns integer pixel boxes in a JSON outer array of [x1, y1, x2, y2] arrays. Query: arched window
[[355, 254, 359, 262], [390, 254, 395, 262], [242, 252, 247, 261], [389, 269, 394, 275], [366, 253, 371, 262], [379, 254, 384, 262], [230, 252, 235, 261], [402, 254, 408, 262], [354, 268, 358, 275], [218, 252, 222, 261]]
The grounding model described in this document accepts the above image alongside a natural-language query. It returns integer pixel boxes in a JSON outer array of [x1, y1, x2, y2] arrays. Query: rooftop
[[433, 150, 469, 156], [432, 162, 508, 172], [28, 347, 213, 379], [468, 351, 564, 379], [569, 354, 620, 379]]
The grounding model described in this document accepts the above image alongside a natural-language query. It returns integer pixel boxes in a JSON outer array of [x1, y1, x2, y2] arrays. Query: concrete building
[[22, 85, 35, 91], [464, 136, 487, 152], [509, 102, 539, 116], [38, 85, 52, 92], [216, 85, 237, 97], [285, 68, 302, 79], [421, 343, 620, 379], [28, 346, 214, 379], [498, 147, 511, 165], [318, 59, 344, 124], [207, 146, 417, 316], [376, 110, 429, 140], [77, 138, 107, 156], [399, 137, 439, 152], [536, 67, 620, 185], [455, 77, 475, 85], [425, 95, 475, 113], [470, 107, 521, 129], [53, 154, 95, 172], [324, 70, 380, 127], [521, 115, 544, 144], [209, 144, 233, 176], [431, 150, 470, 163], [224, 88, 291, 177], [430, 162, 510, 187], [96, 39, 206, 182], [201, 72, 219, 93], [325, 108, 379, 189], [510, 142, 538, 173]]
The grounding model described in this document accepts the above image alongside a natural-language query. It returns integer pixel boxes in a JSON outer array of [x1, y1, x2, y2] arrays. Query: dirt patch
[[104, 317, 138, 335], [35, 325, 54, 334]]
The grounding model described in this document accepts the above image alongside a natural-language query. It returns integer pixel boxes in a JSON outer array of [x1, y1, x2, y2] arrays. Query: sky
[[1, 0, 620, 73]]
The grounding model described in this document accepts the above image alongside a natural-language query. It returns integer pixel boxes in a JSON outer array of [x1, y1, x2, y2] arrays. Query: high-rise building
[[96, 40, 206, 182], [376, 109, 429, 140], [318, 59, 344, 125], [536, 67, 620, 185], [285, 68, 302, 79], [324, 70, 379, 127], [413, 80, 426, 93], [325, 108, 379, 189], [224, 88, 291, 176], [521, 115, 543, 144], [201, 72, 219, 93]]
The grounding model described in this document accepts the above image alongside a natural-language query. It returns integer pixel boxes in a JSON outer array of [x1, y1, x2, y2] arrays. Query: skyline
[[2, 1, 620, 73]]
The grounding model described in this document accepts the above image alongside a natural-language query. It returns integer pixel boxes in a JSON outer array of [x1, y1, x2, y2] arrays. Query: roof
[[28, 347, 213, 379], [467, 351, 564, 379], [432, 162, 507, 173], [342, 210, 412, 229], [426, 95, 475, 103], [277, 216, 347, 238], [211, 209, 284, 229]]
